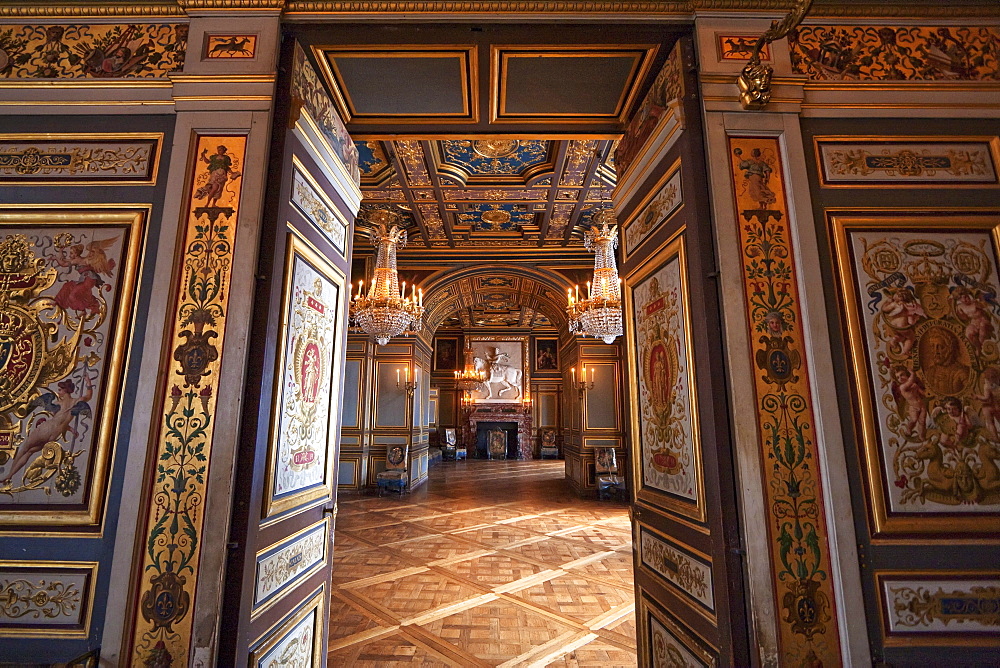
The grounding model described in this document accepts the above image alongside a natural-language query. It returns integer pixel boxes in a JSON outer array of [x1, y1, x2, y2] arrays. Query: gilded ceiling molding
[[1, 0, 995, 18], [0, 4, 184, 18], [175, 0, 285, 8]]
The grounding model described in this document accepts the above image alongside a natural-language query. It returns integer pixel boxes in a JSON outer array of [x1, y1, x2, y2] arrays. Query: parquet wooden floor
[[330, 460, 636, 667]]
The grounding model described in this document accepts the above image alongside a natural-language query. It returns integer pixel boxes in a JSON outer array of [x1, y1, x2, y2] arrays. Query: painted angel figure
[[931, 396, 973, 451], [952, 287, 994, 353], [891, 365, 927, 441], [0, 375, 93, 486], [52, 237, 117, 316], [880, 287, 925, 356]]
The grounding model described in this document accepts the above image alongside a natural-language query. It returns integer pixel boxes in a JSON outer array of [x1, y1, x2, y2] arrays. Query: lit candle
[[571, 367, 576, 382], [590, 366, 595, 384], [575, 285, 580, 302], [567, 288, 573, 305], [358, 279, 364, 298], [397, 368, 401, 384], [406, 366, 410, 382], [418, 288, 423, 306], [401, 281, 406, 300], [587, 281, 592, 299]]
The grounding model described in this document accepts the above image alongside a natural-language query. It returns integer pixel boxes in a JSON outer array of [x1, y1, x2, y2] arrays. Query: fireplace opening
[[474, 421, 519, 459]]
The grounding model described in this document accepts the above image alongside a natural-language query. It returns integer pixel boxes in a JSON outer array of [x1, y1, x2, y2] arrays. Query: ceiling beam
[[537, 140, 570, 246]]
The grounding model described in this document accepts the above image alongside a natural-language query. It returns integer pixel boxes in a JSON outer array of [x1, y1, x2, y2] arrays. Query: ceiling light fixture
[[567, 209, 623, 344], [349, 209, 424, 345]]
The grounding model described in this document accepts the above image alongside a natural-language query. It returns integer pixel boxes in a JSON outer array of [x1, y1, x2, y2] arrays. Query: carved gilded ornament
[[0, 135, 160, 184]]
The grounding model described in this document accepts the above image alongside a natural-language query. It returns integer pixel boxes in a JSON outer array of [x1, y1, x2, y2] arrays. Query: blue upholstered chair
[[376, 444, 408, 496], [595, 447, 626, 500]]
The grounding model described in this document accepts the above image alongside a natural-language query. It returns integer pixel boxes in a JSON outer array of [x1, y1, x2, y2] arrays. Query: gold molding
[[251, 517, 329, 621], [312, 44, 479, 125], [2, 0, 996, 18], [250, 586, 325, 663]]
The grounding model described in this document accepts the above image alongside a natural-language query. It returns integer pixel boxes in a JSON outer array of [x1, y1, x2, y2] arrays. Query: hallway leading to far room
[[329, 460, 636, 666]]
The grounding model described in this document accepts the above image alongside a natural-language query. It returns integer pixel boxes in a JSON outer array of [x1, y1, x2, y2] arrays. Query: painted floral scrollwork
[[0, 577, 80, 620]]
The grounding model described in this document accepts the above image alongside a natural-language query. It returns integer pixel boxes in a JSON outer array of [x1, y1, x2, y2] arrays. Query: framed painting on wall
[[829, 210, 1000, 536], [434, 336, 458, 371], [0, 207, 145, 532], [262, 231, 346, 518], [625, 228, 707, 525], [467, 336, 527, 404], [533, 337, 559, 372]]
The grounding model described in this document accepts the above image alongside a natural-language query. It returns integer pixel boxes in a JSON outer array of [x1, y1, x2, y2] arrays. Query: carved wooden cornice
[[1, 0, 996, 19]]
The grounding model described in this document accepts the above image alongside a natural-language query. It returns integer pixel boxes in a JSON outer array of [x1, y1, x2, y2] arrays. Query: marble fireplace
[[465, 404, 533, 459]]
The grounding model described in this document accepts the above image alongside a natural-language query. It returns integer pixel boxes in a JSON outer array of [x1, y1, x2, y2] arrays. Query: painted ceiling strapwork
[[355, 137, 617, 247]]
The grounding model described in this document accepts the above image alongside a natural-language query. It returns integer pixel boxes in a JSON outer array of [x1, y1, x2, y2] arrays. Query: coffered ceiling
[[295, 23, 683, 248], [354, 137, 618, 247]]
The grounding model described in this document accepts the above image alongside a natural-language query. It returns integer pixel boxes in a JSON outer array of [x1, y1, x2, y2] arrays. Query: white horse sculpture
[[473, 353, 522, 399]]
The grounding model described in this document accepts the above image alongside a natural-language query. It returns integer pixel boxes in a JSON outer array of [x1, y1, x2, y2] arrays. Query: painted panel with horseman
[[0, 208, 144, 530], [626, 231, 705, 524], [831, 212, 1000, 536]]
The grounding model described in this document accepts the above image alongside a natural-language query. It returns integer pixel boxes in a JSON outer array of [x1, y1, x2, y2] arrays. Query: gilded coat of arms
[[858, 233, 1000, 509], [0, 229, 127, 503]]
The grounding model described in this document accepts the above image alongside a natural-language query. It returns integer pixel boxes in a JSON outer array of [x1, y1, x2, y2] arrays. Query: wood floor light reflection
[[329, 460, 637, 667]]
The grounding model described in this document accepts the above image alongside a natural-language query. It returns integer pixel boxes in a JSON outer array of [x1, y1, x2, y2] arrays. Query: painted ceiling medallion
[[473, 139, 520, 158]]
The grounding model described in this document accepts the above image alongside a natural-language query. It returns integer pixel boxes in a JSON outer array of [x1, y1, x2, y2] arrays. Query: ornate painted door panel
[[618, 37, 750, 666], [219, 40, 358, 666], [802, 116, 1000, 665]]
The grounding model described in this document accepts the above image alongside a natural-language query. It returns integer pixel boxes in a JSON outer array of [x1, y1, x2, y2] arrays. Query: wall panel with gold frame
[[829, 210, 1000, 537], [625, 229, 706, 525], [0, 207, 145, 532], [262, 231, 346, 519]]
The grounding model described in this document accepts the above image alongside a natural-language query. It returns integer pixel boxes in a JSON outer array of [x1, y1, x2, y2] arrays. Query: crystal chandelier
[[349, 209, 424, 345], [567, 209, 623, 344], [454, 343, 487, 391]]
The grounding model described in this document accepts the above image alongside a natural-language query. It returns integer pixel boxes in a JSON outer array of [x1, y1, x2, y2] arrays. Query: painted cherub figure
[[932, 396, 973, 451], [1, 375, 93, 486], [976, 366, 1000, 439], [953, 286, 994, 353], [891, 365, 927, 440], [52, 237, 117, 316], [881, 287, 925, 356]]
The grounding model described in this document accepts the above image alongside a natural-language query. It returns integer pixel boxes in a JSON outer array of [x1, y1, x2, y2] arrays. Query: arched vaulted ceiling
[[419, 264, 574, 333]]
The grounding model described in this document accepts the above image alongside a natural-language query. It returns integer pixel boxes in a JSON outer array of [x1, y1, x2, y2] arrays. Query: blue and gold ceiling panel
[[356, 139, 391, 180], [437, 139, 551, 181], [457, 203, 533, 232], [313, 45, 478, 123]]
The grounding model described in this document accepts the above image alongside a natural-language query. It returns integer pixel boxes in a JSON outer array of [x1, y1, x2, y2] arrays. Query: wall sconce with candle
[[570, 365, 595, 399]]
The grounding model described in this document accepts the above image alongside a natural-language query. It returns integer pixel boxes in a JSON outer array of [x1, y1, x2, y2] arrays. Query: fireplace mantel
[[465, 404, 533, 459]]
